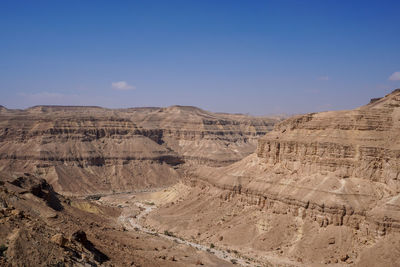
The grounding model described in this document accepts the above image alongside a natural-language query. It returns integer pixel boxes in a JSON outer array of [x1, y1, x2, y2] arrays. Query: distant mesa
[[26, 105, 106, 113], [0, 103, 280, 195]]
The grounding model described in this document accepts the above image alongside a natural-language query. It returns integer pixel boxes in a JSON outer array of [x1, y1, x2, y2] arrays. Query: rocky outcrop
[[145, 89, 400, 266], [0, 172, 231, 267], [257, 90, 400, 187], [0, 105, 279, 195], [252, 89, 400, 229], [193, 89, 400, 234], [71, 230, 109, 263]]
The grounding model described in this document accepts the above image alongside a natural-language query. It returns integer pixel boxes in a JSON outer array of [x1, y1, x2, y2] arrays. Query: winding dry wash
[[115, 199, 256, 266], [1, 89, 400, 266], [2, 1, 400, 266]]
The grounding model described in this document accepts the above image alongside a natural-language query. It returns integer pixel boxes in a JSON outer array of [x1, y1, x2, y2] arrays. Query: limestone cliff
[[254, 88, 400, 228], [0, 105, 279, 195], [145, 89, 400, 266], [192, 89, 400, 233]]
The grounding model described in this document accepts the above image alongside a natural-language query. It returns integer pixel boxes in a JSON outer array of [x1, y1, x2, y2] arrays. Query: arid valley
[[1, 1, 400, 266], [1, 89, 400, 266]]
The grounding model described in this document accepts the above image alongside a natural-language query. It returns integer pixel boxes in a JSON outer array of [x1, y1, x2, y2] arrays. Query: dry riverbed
[[98, 191, 263, 267]]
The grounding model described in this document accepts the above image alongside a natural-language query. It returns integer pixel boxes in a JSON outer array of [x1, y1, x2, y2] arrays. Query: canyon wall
[[195, 89, 400, 234], [0, 105, 279, 195], [145, 89, 400, 266]]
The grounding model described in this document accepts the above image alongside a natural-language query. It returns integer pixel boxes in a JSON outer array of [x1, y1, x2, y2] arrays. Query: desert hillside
[[0, 106, 281, 267], [2, 1, 398, 266], [1, 91, 400, 266], [0, 105, 279, 196], [0, 171, 234, 266], [143, 89, 400, 266]]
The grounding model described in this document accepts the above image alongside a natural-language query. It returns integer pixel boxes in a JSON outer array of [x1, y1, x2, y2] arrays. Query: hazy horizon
[[1, 0, 399, 115]]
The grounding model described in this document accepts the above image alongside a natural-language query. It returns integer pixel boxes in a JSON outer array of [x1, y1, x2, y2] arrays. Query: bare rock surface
[[2, 90, 400, 266], [0, 172, 235, 266], [143, 89, 400, 266], [0, 105, 279, 195]]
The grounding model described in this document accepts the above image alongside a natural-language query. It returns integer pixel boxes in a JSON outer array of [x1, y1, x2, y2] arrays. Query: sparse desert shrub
[[230, 259, 237, 264], [164, 230, 175, 237], [49, 262, 65, 267], [144, 201, 155, 205], [85, 194, 101, 201], [210, 243, 215, 249], [0, 244, 7, 257]]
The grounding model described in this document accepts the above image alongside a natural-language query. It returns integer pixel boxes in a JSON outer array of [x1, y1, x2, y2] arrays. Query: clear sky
[[1, 0, 399, 115]]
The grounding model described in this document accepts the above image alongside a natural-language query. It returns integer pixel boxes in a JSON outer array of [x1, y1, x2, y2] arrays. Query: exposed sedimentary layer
[[253, 89, 400, 231], [200, 89, 400, 233], [0, 105, 279, 195], [144, 89, 400, 266]]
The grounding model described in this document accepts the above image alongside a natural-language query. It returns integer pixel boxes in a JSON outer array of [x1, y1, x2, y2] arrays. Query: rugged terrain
[[0, 105, 280, 266], [143, 89, 400, 266], [2, 90, 400, 266], [0, 105, 279, 196], [0, 172, 235, 266]]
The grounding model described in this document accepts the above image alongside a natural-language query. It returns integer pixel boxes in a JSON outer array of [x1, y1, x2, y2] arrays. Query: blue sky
[[1, 0, 399, 115]]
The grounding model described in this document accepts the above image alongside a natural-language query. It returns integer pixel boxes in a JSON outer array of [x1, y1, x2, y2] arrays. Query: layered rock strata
[[145, 89, 400, 266], [0, 105, 279, 195], [192, 89, 400, 234]]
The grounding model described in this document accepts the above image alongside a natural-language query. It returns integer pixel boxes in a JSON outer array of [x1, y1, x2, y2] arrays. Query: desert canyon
[[1, 89, 400, 267]]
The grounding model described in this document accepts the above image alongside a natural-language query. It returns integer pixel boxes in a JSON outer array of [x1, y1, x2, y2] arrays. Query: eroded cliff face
[[254, 89, 400, 229], [144, 89, 400, 266], [257, 90, 400, 187], [200, 89, 400, 233], [0, 105, 278, 195]]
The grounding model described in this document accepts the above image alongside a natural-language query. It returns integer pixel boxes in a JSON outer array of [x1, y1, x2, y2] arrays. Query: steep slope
[[0, 107, 180, 196], [144, 89, 400, 266], [0, 172, 234, 266], [0, 105, 279, 195], [118, 105, 279, 165]]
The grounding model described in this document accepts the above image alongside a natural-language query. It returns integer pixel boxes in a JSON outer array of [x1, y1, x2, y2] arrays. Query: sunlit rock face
[[145, 89, 400, 266], [0, 105, 279, 195]]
